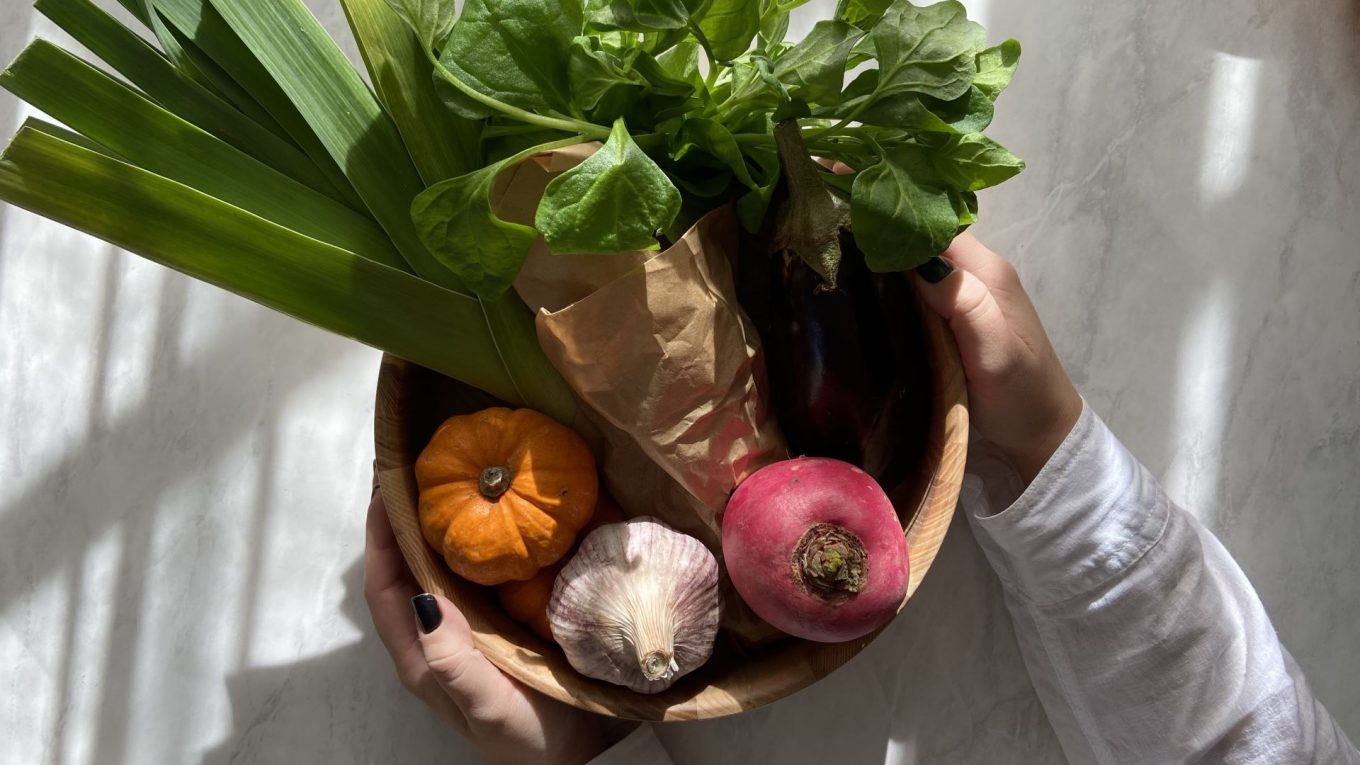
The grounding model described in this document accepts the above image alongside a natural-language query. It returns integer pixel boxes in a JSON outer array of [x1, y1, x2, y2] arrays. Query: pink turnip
[[722, 457, 909, 643]]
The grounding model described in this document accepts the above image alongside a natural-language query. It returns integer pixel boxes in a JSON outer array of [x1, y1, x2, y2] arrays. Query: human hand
[[363, 488, 608, 765], [914, 234, 1083, 483]]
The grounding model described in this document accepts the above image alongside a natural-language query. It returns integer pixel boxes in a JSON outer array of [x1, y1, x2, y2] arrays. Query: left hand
[[363, 487, 608, 764]]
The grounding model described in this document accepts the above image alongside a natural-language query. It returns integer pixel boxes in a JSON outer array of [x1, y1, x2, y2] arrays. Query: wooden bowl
[[373, 298, 968, 721]]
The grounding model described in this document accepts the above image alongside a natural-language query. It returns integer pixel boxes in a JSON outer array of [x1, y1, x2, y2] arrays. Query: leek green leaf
[[341, 0, 481, 181], [0, 125, 524, 404], [0, 40, 405, 270]]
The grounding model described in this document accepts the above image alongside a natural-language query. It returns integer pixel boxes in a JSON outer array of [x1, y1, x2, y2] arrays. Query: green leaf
[[670, 117, 756, 188], [568, 36, 649, 120], [773, 19, 863, 104], [0, 40, 405, 270], [536, 119, 681, 253], [342, 0, 482, 182], [974, 39, 1020, 100], [382, 0, 456, 53], [847, 73, 994, 133], [655, 39, 702, 85], [205, 0, 578, 423], [33, 0, 341, 199], [696, 0, 760, 61], [736, 142, 780, 232], [869, 0, 984, 102], [0, 124, 526, 405], [154, 0, 364, 211], [439, 0, 583, 119], [834, 0, 891, 27], [588, 0, 696, 31], [929, 133, 1024, 191], [757, 6, 789, 52], [850, 146, 958, 271], [412, 161, 539, 299]]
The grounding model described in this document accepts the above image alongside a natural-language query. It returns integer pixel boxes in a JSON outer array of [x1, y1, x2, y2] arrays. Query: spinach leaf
[[589, 0, 700, 31], [974, 39, 1021, 100], [568, 36, 649, 120], [844, 72, 994, 133], [834, 0, 892, 27], [383, 0, 457, 53], [869, 0, 984, 103], [671, 117, 756, 188], [773, 20, 863, 104], [536, 118, 681, 252], [697, 0, 761, 61], [850, 146, 958, 271], [736, 143, 781, 232], [757, 6, 789, 53], [929, 133, 1024, 190], [412, 160, 540, 300], [439, 0, 582, 119]]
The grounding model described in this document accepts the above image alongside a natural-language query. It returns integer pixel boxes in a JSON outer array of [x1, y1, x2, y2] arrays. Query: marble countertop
[[2, 0, 1357, 762]]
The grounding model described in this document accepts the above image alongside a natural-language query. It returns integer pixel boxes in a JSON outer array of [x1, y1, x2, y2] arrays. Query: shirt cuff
[[966, 400, 1172, 605], [586, 723, 673, 765]]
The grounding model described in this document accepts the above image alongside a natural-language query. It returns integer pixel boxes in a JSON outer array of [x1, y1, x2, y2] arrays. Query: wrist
[[1002, 393, 1083, 484]]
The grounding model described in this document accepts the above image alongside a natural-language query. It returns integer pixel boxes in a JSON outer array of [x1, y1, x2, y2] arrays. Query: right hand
[[913, 233, 1083, 483]]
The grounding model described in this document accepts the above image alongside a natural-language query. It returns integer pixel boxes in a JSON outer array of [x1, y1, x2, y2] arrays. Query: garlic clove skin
[[548, 517, 720, 694]]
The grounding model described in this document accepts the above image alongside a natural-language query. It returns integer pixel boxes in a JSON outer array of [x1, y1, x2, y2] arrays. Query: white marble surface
[[1, 0, 1357, 762]]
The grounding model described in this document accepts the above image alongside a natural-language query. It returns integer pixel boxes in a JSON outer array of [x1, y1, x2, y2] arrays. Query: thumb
[[411, 593, 516, 716], [914, 259, 1017, 377]]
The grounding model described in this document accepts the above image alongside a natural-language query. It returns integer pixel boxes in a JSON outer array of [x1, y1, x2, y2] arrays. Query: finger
[[914, 263, 1020, 377], [413, 593, 520, 722], [364, 492, 424, 673]]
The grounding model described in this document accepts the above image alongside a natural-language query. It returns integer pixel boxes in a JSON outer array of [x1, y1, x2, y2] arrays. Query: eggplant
[[737, 122, 931, 490]]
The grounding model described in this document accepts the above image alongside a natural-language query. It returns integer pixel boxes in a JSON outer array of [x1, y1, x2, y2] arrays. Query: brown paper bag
[[495, 148, 788, 539]]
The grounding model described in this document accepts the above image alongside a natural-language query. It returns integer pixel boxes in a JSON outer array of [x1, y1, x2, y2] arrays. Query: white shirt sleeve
[[586, 723, 674, 765], [965, 401, 1359, 764]]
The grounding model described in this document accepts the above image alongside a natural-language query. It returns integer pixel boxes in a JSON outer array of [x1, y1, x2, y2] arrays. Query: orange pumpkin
[[497, 493, 625, 642], [416, 407, 598, 585]]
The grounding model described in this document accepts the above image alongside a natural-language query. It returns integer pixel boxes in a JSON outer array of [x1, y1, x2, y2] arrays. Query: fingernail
[[411, 593, 442, 634], [916, 258, 955, 284]]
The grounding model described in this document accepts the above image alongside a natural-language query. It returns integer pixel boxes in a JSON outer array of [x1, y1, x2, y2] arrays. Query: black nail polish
[[411, 593, 442, 634], [916, 258, 955, 284]]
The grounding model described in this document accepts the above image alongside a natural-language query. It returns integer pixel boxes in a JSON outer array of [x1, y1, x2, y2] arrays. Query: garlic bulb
[[548, 517, 720, 693]]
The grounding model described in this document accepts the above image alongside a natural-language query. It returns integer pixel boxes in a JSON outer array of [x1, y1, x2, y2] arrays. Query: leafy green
[[850, 145, 956, 271], [868, 0, 984, 102], [412, 161, 541, 300], [929, 133, 1024, 191], [697, 0, 761, 61], [974, 39, 1021, 99], [536, 119, 680, 253], [439, 0, 582, 119], [773, 20, 863, 104], [383, 0, 456, 53]]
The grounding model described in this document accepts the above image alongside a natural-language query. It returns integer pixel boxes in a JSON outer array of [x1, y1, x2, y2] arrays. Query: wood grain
[[373, 296, 969, 721]]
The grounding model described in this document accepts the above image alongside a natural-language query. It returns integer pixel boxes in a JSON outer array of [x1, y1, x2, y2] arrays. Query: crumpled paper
[[493, 147, 788, 542]]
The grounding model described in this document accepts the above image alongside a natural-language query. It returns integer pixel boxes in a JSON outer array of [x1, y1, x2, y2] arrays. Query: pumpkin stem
[[791, 523, 868, 605], [478, 465, 514, 499]]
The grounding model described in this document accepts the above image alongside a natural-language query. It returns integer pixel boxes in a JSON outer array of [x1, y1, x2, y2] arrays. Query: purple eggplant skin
[[736, 229, 931, 491]]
